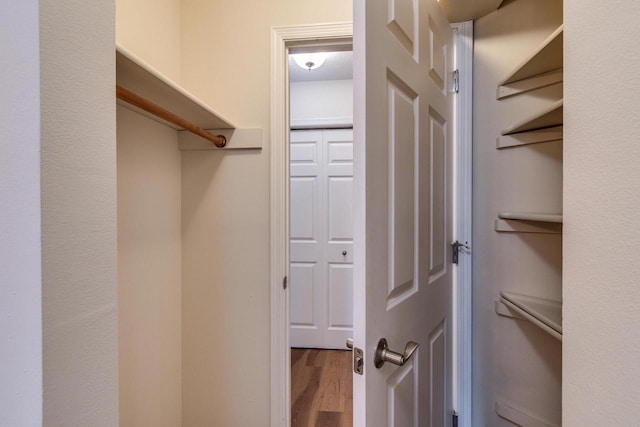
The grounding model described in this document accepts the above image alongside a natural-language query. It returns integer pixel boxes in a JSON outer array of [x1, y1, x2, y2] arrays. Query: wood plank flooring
[[291, 348, 353, 427]]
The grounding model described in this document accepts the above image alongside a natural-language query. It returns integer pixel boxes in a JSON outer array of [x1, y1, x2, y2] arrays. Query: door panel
[[429, 109, 447, 281], [353, 0, 454, 425], [388, 76, 418, 303], [327, 263, 353, 328], [290, 178, 317, 240], [387, 358, 418, 427], [429, 321, 446, 427], [290, 129, 354, 349], [387, 0, 418, 58], [290, 131, 323, 348], [289, 263, 318, 327]]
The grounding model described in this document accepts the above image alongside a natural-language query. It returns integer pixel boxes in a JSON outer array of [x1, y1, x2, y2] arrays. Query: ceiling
[[289, 51, 352, 83]]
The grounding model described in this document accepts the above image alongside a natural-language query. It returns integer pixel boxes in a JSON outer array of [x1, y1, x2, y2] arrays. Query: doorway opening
[[288, 47, 354, 426], [270, 20, 473, 427], [268, 22, 354, 427]]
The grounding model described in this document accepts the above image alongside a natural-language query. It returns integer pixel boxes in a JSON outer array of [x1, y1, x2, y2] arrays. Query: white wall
[[116, 0, 182, 82], [564, 2, 640, 425], [40, 0, 118, 424], [290, 79, 353, 128], [180, 1, 352, 424], [0, 2, 43, 425], [473, 1, 563, 424], [117, 106, 182, 427]]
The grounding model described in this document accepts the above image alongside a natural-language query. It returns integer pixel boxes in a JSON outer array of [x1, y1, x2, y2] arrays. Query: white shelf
[[495, 219, 562, 234], [497, 25, 563, 99], [498, 212, 563, 223], [502, 99, 563, 136], [495, 398, 560, 427], [497, 125, 562, 149], [116, 44, 235, 130], [500, 291, 562, 341]]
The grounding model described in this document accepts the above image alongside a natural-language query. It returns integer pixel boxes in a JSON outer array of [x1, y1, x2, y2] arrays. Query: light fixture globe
[[292, 53, 329, 71]]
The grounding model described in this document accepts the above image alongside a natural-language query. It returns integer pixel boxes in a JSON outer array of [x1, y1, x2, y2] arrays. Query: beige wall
[[117, 106, 182, 427], [180, 1, 351, 424], [115, 1, 184, 424], [40, 0, 118, 424], [0, 1, 42, 424], [564, 2, 640, 425], [6, 1, 640, 425], [116, 0, 182, 82]]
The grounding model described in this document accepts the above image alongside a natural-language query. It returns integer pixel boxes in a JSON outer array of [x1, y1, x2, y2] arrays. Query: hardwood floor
[[291, 348, 353, 427]]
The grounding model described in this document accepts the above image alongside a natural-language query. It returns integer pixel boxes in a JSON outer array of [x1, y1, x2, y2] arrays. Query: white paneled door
[[290, 129, 354, 350], [353, 0, 455, 426]]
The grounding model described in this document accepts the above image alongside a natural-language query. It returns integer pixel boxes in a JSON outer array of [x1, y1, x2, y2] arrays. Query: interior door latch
[[346, 338, 364, 375], [451, 240, 470, 264]]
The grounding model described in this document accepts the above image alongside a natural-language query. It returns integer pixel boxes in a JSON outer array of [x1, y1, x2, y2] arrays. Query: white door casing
[[290, 129, 354, 350], [353, 0, 455, 426], [269, 22, 353, 427]]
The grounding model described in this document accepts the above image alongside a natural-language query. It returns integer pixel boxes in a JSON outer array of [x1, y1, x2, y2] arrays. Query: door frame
[[270, 22, 353, 427], [269, 20, 473, 427], [451, 20, 474, 427]]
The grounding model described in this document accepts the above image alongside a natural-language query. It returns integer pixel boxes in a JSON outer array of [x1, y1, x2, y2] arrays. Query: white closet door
[[290, 130, 324, 348], [352, 0, 455, 424], [290, 129, 354, 349], [322, 129, 354, 349]]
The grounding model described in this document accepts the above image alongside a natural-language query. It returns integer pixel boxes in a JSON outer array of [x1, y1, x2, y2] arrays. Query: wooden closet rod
[[116, 85, 227, 148]]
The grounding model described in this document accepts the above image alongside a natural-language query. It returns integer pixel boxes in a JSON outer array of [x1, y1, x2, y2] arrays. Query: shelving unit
[[497, 25, 563, 99], [494, 212, 562, 233], [497, 125, 562, 149], [116, 45, 262, 150], [490, 15, 563, 426], [500, 292, 562, 341], [116, 45, 234, 130], [501, 99, 563, 136], [498, 212, 562, 223], [495, 398, 560, 427]]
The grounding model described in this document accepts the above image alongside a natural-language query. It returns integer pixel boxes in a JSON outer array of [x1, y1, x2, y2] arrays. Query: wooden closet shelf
[[495, 398, 561, 427], [116, 45, 235, 132], [497, 125, 562, 149], [498, 212, 563, 223], [495, 218, 562, 234], [501, 99, 563, 136], [497, 25, 563, 99], [500, 291, 562, 341]]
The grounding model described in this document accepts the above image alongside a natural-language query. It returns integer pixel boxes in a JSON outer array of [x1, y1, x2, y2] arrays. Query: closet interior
[[115, 45, 262, 426], [114, 0, 564, 425], [473, 0, 563, 425]]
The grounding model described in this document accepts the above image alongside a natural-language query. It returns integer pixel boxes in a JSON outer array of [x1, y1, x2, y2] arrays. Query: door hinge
[[452, 69, 460, 94], [451, 240, 470, 264], [452, 410, 459, 427]]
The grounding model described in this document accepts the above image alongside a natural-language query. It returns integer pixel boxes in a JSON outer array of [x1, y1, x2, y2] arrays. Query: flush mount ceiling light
[[292, 53, 330, 71]]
